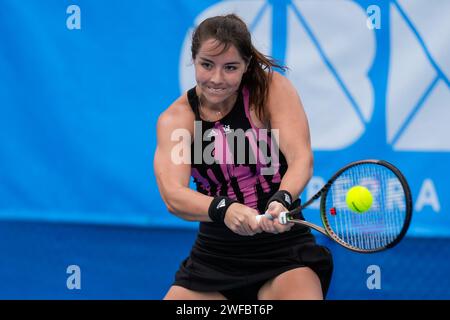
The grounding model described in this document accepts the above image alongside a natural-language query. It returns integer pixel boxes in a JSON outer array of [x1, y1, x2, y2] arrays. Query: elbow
[[157, 181, 181, 216], [158, 187, 177, 215], [165, 201, 176, 215], [163, 195, 178, 215], [155, 174, 194, 220], [166, 204, 195, 222], [163, 193, 194, 221], [165, 200, 183, 218]]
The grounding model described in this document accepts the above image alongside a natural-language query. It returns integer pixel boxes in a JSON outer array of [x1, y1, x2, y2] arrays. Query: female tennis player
[[154, 14, 333, 300]]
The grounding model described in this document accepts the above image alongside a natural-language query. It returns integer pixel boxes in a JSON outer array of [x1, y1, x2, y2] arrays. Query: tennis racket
[[256, 159, 413, 253]]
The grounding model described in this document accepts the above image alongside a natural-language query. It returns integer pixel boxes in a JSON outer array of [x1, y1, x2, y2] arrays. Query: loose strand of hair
[[243, 47, 287, 124]]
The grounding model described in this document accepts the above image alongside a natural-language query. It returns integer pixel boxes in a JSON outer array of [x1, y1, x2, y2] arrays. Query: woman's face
[[194, 38, 248, 106]]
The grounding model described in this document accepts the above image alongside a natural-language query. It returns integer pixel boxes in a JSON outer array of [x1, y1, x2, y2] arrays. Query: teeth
[[208, 87, 225, 93]]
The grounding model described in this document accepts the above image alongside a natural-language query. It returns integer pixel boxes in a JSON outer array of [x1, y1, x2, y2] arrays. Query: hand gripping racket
[[256, 160, 413, 253]]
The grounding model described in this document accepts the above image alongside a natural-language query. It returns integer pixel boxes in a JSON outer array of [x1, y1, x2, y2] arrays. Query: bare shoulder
[[266, 71, 302, 115], [268, 71, 298, 100], [157, 93, 195, 135]]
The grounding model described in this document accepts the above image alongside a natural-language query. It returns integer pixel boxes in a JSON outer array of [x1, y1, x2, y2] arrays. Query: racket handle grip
[[256, 212, 289, 224], [255, 212, 273, 223], [278, 212, 288, 224]]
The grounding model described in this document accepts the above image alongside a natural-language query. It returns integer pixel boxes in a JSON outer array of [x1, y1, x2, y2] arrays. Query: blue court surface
[[1, 220, 449, 300]]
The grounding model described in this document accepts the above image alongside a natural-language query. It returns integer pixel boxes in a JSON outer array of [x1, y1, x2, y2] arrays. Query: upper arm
[[266, 72, 313, 166], [153, 104, 193, 206]]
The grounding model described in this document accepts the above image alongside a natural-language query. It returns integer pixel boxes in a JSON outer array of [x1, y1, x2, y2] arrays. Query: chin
[[201, 92, 226, 103], [201, 87, 237, 104]]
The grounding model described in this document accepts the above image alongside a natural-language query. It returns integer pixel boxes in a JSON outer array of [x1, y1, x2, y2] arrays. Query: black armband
[[208, 196, 238, 223], [265, 190, 293, 211]]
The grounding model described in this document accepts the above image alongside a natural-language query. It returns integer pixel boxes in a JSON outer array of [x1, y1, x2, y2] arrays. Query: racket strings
[[324, 163, 407, 251]]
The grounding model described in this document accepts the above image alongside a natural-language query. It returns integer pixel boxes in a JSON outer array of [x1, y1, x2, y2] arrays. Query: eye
[[201, 62, 212, 70], [225, 65, 237, 71]]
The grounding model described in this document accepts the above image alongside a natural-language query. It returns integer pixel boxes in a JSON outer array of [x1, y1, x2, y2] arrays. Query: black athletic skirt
[[173, 213, 333, 300]]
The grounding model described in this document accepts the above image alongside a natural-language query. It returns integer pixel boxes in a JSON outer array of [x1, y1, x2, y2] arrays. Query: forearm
[[165, 187, 214, 222], [278, 155, 313, 201]]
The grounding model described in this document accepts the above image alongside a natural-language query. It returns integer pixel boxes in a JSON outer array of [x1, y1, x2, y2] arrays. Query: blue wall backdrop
[[0, 0, 449, 299]]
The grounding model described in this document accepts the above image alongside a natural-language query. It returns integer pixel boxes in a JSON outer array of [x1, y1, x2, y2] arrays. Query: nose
[[210, 67, 224, 84]]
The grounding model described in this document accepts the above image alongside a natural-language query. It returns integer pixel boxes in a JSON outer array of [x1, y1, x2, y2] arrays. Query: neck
[[197, 91, 238, 122]]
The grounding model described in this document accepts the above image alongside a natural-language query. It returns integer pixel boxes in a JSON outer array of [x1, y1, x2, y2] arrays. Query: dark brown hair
[[191, 14, 287, 123]]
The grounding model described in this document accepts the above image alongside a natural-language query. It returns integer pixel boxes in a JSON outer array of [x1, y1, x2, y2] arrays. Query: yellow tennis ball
[[346, 186, 373, 213]]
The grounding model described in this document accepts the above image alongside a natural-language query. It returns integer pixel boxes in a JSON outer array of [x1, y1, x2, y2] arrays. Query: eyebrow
[[199, 57, 241, 65]]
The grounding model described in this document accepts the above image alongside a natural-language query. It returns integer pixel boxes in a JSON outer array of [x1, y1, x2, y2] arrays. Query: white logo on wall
[[179, 0, 449, 151], [179, 0, 375, 150], [387, 0, 450, 151]]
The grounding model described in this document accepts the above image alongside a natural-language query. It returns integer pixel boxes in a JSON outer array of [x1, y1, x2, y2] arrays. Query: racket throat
[[281, 212, 328, 236], [297, 220, 328, 236]]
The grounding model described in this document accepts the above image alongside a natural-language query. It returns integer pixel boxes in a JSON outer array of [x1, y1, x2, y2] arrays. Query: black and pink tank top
[[188, 86, 289, 215]]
